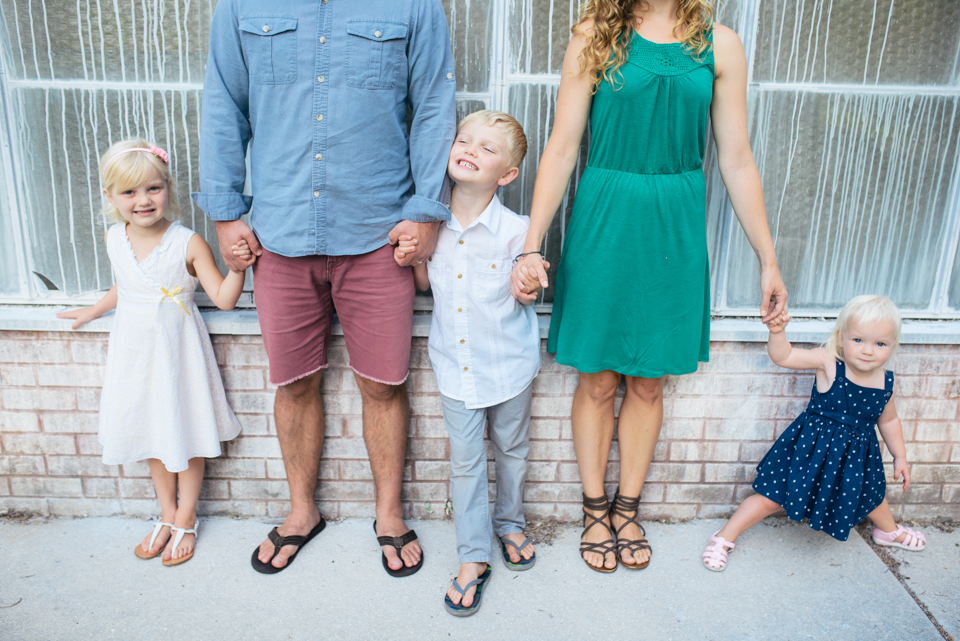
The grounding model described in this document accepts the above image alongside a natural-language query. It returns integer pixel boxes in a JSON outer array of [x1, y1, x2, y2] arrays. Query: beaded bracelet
[[512, 251, 543, 267]]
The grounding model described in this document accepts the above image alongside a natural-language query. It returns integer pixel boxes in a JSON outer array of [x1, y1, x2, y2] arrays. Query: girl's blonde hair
[[575, 0, 716, 93], [100, 139, 179, 224], [823, 295, 902, 360]]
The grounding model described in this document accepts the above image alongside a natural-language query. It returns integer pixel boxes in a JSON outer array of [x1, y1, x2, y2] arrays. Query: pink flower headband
[[101, 146, 169, 182]]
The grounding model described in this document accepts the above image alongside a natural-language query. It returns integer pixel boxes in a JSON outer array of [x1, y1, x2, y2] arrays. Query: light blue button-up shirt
[[192, 0, 456, 257]]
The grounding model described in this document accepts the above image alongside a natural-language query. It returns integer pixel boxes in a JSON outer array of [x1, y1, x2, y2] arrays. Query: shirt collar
[[446, 193, 503, 235]]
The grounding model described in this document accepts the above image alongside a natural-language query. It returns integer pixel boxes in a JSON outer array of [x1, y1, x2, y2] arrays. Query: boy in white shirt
[[395, 110, 543, 617]]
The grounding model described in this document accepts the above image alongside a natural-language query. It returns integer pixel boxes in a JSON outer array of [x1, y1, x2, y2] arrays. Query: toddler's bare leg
[[866, 498, 912, 543], [716, 493, 783, 542], [143, 458, 177, 554], [166, 457, 204, 561]]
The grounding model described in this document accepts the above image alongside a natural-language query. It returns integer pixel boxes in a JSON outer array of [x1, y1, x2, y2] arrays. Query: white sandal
[[702, 531, 736, 572], [163, 520, 200, 566], [872, 524, 926, 551], [134, 520, 174, 559]]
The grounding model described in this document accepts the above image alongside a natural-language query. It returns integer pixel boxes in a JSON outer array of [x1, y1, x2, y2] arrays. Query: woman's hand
[[759, 263, 788, 324]]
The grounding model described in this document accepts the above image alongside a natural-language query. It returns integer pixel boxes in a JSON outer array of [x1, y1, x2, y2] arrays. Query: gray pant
[[440, 384, 533, 564]]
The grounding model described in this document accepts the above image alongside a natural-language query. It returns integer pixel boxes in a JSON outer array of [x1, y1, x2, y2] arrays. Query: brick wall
[[1, 330, 958, 521]]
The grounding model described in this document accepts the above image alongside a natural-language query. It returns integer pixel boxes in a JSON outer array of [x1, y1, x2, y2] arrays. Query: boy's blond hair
[[458, 110, 528, 168], [100, 139, 179, 224], [823, 295, 901, 360]]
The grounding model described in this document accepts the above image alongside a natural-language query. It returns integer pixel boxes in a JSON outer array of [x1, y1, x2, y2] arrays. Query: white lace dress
[[98, 221, 241, 472]]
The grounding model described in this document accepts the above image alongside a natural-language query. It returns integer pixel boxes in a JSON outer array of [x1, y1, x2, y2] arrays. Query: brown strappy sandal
[[611, 488, 651, 570], [580, 493, 618, 573]]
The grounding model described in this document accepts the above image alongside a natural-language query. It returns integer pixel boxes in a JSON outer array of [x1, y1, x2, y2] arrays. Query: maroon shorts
[[253, 244, 415, 386]]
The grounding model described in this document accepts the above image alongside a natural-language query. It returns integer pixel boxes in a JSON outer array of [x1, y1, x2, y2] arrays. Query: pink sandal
[[872, 524, 926, 551], [702, 531, 735, 571]]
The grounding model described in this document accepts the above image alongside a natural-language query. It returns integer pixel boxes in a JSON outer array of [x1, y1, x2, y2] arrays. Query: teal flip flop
[[499, 536, 536, 571], [443, 564, 492, 617]]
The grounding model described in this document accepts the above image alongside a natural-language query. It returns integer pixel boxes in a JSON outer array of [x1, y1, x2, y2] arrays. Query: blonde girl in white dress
[[58, 140, 253, 566]]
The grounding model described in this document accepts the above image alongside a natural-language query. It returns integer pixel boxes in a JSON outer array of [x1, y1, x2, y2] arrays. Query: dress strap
[[835, 359, 846, 380], [885, 370, 894, 392]]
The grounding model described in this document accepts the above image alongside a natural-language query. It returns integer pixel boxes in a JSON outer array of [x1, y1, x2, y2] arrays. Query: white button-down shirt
[[427, 195, 541, 409]]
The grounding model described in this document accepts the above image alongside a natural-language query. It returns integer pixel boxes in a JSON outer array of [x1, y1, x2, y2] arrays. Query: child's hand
[[765, 312, 790, 333], [394, 235, 419, 264], [893, 456, 910, 491], [511, 259, 549, 304], [230, 239, 256, 271], [56, 306, 100, 330]]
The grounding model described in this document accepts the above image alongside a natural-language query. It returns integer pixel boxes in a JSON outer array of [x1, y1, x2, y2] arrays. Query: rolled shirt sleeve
[[191, 0, 253, 222], [401, 0, 456, 224]]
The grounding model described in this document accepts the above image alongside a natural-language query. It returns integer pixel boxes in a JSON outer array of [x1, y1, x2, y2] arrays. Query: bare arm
[[711, 25, 787, 323], [55, 285, 118, 329], [513, 22, 595, 289], [411, 263, 431, 292], [186, 234, 251, 310], [765, 315, 832, 372], [876, 389, 909, 490]]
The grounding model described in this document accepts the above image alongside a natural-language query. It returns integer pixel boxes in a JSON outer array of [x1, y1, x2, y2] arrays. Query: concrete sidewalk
[[0, 516, 954, 641]]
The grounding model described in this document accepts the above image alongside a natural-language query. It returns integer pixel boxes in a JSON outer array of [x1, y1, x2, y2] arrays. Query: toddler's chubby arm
[[511, 257, 549, 305], [877, 388, 909, 490], [187, 234, 254, 310], [765, 313, 833, 373], [395, 235, 431, 291]]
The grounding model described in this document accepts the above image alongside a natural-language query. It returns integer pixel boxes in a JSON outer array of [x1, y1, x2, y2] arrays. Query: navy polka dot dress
[[752, 360, 892, 541]]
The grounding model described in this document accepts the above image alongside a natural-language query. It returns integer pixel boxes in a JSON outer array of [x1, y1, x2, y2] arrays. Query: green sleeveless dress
[[547, 32, 714, 377]]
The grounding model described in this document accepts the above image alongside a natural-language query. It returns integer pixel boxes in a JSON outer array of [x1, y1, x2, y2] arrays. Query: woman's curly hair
[[575, 0, 716, 93]]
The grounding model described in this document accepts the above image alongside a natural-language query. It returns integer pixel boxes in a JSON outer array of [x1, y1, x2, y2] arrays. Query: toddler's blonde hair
[[100, 139, 179, 224], [458, 110, 528, 168], [823, 295, 901, 360]]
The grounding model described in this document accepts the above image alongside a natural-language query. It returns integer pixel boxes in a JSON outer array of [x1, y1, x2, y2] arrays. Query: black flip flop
[[251, 517, 326, 574], [373, 520, 424, 577]]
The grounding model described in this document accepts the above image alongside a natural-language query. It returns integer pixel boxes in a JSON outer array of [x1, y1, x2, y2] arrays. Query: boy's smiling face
[[447, 121, 518, 190]]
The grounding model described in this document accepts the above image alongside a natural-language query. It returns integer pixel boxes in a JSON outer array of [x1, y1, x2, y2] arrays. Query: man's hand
[[215, 219, 262, 273], [389, 220, 440, 267]]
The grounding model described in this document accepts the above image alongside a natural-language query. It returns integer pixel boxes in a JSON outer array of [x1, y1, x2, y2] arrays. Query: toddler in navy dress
[[702, 295, 926, 572]]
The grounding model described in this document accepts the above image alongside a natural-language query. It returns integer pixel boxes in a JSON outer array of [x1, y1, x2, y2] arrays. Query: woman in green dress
[[512, 0, 788, 572]]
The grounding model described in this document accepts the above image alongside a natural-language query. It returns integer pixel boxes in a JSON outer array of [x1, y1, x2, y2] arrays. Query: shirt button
[[457, 307, 462, 312], [313, 190, 320, 197], [320, 36, 327, 44], [375, 30, 382, 38], [457, 274, 462, 279], [318, 76, 325, 83], [458, 240, 464, 245], [428, 257, 432, 262], [262, 25, 270, 32], [315, 153, 323, 161], [491, 264, 496, 269], [316, 114, 323, 121], [446, 72, 454, 80], [460, 339, 465, 344], [463, 366, 468, 371]]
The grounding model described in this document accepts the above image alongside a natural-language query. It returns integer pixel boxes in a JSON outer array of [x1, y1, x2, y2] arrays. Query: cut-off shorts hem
[[350, 364, 409, 387], [272, 363, 329, 388]]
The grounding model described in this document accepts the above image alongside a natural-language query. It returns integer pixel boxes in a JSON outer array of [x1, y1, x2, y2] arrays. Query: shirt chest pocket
[[471, 259, 510, 303], [239, 16, 298, 85], [346, 20, 408, 90]]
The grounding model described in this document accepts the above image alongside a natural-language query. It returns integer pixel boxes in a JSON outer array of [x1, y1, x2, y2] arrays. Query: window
[[1, 0, 958, 318]]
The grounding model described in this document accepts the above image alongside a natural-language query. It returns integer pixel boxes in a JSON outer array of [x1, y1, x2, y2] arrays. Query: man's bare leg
[[257, 370, 325, 569], [354, 374, 421, 571]]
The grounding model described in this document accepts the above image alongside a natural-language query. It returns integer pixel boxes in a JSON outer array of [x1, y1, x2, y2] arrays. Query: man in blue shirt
[[193, 0, 455, 576]]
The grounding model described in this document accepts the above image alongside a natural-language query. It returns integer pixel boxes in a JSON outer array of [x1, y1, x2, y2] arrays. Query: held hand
[[389, 220, 440, 267], [394, 235, 420, 263], [765, 312, 790, 334], [215, 219, 262, 273], [893, 457, 910, 491], [510, 255, 549, 303], [56, 307, 101, 330], [759, 264, 788, 324]]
